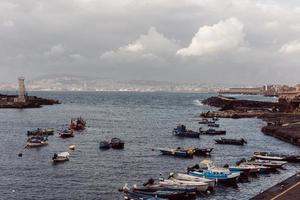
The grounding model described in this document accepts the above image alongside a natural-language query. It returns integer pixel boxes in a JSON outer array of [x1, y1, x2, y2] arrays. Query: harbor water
[[0, 92, 299, 200]]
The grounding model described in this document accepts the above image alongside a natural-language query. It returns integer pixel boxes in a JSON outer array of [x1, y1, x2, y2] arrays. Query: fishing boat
[[159, 179, 209, 192], [52, 152, 70, 163], [253, 152, 300, 162], [172, 125, 200, 138], [158, 148, 194, 158], [27, 128, 54, 136], [69, 117, 86, 131], [110, 138, 124, 149], [207, 123, 219, 128], [243, 159, 287, 169], [228, 164, 261, 174], [169, 173, 215, 189], [215, 138, 247, 145], [193, 148, 213, 156], [99, 141, 111, 149], [189, 160, 240, 183], [59, 129, 74, 138], [199, 128, 226, 135]]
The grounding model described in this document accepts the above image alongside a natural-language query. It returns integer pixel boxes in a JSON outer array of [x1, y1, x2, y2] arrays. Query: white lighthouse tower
[[17, 77, 26, 102]]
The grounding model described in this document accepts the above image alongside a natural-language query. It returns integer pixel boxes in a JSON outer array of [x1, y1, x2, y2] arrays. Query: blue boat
[[159, 148, 194, 158], [189, 160, 240, 183]]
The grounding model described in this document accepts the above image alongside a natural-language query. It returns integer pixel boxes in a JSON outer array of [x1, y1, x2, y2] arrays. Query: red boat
[[69, 117, 86, 131]]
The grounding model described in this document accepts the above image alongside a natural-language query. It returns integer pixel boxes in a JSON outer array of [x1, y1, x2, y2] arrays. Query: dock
[[251, 173, 300, 200]]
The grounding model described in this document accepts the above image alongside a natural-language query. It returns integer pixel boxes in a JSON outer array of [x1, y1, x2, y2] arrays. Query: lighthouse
[[17, 77, 26, 102]]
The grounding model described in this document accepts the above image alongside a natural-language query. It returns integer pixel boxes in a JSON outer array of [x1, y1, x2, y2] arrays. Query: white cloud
[[2, 20, 14, 27], [264, 21, 279, 30], [69, 54, 83, 59], [44, 44, 65, 57], [100, 27, 178, 60], [177, 18, 245, 56], [279, 40, 300, 54]]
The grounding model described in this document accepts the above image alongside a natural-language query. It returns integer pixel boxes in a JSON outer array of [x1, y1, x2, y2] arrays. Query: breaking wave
[[193, 99, 203, 106]]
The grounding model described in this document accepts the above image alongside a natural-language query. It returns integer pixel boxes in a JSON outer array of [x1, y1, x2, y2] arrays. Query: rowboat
[[124, 190, 168, 200], [99, 141, 111, 149], [26, 136, 48, 148]]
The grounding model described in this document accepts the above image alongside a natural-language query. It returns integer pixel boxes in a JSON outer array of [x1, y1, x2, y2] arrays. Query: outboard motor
[[223, 164, 229, 168], [52, 153, 58, 160], [143, 178, 155, 186]]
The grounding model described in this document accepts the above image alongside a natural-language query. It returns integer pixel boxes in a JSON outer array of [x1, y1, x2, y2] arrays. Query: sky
[[1, 0, 300, 85]]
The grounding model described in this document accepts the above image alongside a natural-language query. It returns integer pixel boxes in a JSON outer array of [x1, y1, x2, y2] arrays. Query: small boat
[[199, 128, 226, 135], [124, 190, 168, 200], [198, 119, 210, 124], [69, 144, 76, 150], [207, 123, 219, 128], [52, 152, 70, 163], [159, 179, 209, 192], [253, 152, 300, 162], [215, 138, 247, 145], [59, 129, 74, 138], [193, 148, 213, 156], [110, 138, 124, 149], [169, 173, 215, 189], [158, 148, 194, 158], [189, 160, 240, 183], [243, 159, 287, 169], [27, 128, 54, 136], [26, 136, 48, 148], [99, 141, 111, 149], [228, 164, 261, 174], [69, 117, 86, 131], [172, 125, 200, 138]]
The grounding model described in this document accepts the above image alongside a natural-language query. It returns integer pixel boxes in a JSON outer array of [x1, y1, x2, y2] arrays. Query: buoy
[[69, 144, 76, 150], [18, 153, 23, 157]]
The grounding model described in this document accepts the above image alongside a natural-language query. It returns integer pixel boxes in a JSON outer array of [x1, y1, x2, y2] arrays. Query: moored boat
[[69, 117, 86, 131], [215, 138, 247, 145], [99, 141, 111, 149], [189, 160, 240, 183], [193, 148, 213, 156], [52, 152, 70, 163], [159, 179, 209, 192], [169, 173, 215, 189], [243, 159, 287, 169], [199, 128, 226, 135], [172, 125, 200, 138], [207, 123, 219, 128], [27, 128, 54, 136], [158, 148, 194, 158], [253, 152, 300, 162], [110, 138, 124, 149], [26, 136, 48, 148], [59, 129, 74, 138]]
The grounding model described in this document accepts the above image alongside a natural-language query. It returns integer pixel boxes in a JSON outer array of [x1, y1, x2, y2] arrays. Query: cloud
[[44, 44, 65, 57], [69, 54, 83, 59], [177, 18, 245, 56], [100, 27, 179, 60], [279, 40, 300, 54], [2, 20, 14, 27]]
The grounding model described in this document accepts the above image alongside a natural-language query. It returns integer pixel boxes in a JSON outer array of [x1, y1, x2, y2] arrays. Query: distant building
[[219, 87, 264, 95]]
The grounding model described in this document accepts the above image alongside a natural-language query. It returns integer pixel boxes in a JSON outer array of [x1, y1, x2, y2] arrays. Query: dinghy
[[52, 152, 70, 163]]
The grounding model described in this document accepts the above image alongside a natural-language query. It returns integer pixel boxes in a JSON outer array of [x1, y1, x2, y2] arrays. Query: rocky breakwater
[[201, 96, 300, 146], [0, 94, 60, 108]]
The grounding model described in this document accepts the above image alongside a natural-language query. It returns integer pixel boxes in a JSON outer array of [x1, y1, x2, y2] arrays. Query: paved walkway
[[251, 173, 300, 200]]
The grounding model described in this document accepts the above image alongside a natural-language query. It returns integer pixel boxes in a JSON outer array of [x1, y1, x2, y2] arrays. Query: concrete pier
[[251, 173, 300, 200]]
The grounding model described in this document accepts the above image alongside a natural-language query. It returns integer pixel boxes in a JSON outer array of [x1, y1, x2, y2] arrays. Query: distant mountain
[[0, 74, 221, 92]]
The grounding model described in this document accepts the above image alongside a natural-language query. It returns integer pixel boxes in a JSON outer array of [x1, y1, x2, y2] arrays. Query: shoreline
[[201, 96, 300, 146]]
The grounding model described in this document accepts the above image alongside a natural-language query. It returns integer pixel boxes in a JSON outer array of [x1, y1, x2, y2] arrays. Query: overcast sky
[[1, 0, 300, 85]]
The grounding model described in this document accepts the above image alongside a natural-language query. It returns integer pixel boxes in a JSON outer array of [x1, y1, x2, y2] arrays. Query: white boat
[[253, 153, 285, 161], [245, 159, 287, 169], [52, 152, 70, 163], [159, 179, 209, 192], [169, 173, 215, 188], [229, 164, 261, 173]]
